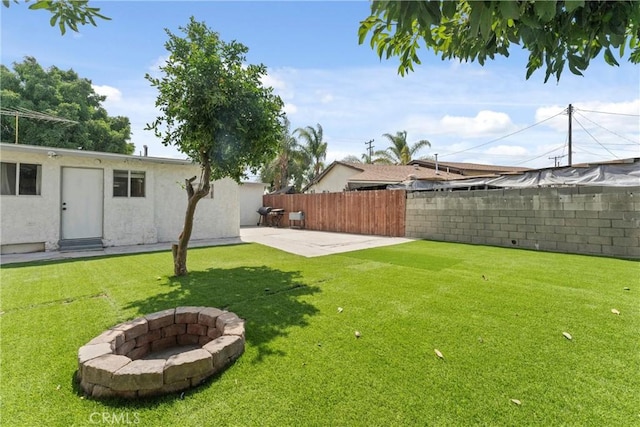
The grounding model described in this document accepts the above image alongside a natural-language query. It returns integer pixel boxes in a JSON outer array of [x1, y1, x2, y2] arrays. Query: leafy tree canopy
[[359, 0, 640, 82], [146, 17, 284, 183], [2, 0, 110, 35], [146, 17, 284, 275], [1, 57, 133, 154]]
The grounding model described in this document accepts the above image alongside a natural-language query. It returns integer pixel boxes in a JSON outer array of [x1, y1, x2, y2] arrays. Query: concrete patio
[[0, 227, 413, 265]]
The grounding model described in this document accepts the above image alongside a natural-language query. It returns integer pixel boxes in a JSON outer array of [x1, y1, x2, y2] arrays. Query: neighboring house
[[304, 161, 466, 193], [238, 181, 268, 226], [395, 157, 640, 191], [408, 159, 531, 176], [0, 143, 239, 254]]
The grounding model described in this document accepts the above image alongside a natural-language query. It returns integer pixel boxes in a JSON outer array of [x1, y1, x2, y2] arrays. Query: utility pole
[[364, 139, 374, 163], [548, 154, 567, 167], [567, 104, 573, 166]]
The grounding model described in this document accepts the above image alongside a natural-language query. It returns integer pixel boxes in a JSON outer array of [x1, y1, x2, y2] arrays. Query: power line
[[0, 107, 78, 144], [427, 150, 541, 158], [574, 108, 640, 117], [573, 145, 607, 157], [573, 116, 619, 159], [0, 107, 77, 124], [513, 144, 566, 166], [573, 111, 640, 145], [440, 109, 566, 158]]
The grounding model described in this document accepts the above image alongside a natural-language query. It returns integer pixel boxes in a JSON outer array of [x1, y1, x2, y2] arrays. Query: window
[[113, 170, 145, 197], [1, 162, 42, 195], [130, 171, 145, 197], [1, 163, 16, 195], [113, 170, 129, 197]]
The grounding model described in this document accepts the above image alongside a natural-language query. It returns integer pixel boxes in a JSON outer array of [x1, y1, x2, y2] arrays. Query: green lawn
[[1, 241, 638, 426]]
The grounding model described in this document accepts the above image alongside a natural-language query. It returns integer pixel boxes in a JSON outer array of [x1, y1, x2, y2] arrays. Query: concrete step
[[58, 238, 104, 252]]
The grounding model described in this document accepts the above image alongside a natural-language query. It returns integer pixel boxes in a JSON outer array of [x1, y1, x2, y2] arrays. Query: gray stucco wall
[[405, 186, 640, 259]]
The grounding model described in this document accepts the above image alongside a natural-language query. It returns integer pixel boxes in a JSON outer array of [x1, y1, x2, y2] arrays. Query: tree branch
[[185, 176, 197, 199]]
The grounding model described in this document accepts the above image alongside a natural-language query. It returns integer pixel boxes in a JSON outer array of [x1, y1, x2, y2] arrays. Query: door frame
[[60, 166, 105, 240]]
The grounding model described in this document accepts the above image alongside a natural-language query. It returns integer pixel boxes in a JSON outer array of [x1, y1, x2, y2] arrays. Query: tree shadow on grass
[[122, 265, 320, 363]]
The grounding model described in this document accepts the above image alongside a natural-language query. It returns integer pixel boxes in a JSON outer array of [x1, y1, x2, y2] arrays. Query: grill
[[257, 206, 285, 227], [257, 206, 273, 226]]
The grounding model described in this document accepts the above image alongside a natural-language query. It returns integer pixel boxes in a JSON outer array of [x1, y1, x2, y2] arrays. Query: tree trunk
[[172, 164, 211, 276], [173, 193, 201, 276]]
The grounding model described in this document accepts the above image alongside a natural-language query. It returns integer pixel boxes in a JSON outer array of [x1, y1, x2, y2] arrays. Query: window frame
[[113, 170, 146, 198], [1, 161, 42, 196]]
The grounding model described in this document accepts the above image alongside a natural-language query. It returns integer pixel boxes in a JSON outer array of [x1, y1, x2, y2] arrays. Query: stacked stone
[[77, 307, 245, 399]]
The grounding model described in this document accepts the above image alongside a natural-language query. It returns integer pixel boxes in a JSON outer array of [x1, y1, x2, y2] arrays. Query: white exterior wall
[[0, 144, 239, 253], [152, 165, 239, 242], [307, 164, 358, 193], [102, 157, 156, 247], [238, 182, 268, 226], [0, 149, 61, 250]]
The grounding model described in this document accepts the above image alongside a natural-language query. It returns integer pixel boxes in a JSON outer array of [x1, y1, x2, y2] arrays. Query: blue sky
[[2, 1, 639, 170]]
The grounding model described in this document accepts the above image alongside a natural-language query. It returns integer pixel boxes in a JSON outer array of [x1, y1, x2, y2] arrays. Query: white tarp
[[390, 160, 640, 191]]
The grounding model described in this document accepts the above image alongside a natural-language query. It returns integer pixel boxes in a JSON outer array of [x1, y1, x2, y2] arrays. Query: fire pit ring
[[77, 307, 245, 399]]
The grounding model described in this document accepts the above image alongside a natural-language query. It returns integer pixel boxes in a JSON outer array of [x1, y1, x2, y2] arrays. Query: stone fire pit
[[77, 307, 245, 399]]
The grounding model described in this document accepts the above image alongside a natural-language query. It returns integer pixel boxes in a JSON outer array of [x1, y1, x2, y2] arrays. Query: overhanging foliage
[[359, 0, 640, 82]]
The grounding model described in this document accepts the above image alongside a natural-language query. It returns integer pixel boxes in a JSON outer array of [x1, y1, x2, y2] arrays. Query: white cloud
[[262, 68, 297, 102], [536, 99, 640, 134], [315, 90, 334, 104], [283, 103, 298, 115], [440, 110, 517, 138], [148, 56, 168, 76], [92, 84, 122, 102], [262, 72, 287, 91], [533, 105, 568, 132], [90, 61, 639, 170], [485, 145, 529, 156]]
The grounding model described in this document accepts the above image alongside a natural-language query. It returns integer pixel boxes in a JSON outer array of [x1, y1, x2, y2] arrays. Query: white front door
[[61, 167, 104, 239]]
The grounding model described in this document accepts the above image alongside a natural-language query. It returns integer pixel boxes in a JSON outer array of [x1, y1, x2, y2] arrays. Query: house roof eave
[[0, 142, 195, 166]]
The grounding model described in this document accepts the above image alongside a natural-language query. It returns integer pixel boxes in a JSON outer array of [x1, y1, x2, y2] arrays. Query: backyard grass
[[1, 240, 638, 426]]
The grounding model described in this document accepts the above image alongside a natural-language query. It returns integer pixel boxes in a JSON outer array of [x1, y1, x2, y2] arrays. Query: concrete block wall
[[405, 186, 640, 259]]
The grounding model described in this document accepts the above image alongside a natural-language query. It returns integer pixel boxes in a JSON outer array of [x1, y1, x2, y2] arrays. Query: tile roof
[[409, 159, 531, 173], [338, 162, 462, 182]]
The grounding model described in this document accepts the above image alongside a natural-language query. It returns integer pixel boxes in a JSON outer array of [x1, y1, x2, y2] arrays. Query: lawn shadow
[[122, 265, 320, 363]]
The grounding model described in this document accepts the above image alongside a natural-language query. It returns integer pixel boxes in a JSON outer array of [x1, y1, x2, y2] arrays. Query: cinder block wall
[[405, 186, 640, 259]]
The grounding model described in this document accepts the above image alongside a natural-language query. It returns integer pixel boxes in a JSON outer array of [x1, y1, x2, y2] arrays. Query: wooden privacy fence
[[262, 190, 407, 237]]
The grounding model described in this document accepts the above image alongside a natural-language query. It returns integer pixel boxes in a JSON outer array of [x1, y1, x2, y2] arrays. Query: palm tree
[[260, 117, 306, 191], [375, 130, 431, 165], [294, 123, 328, 178]]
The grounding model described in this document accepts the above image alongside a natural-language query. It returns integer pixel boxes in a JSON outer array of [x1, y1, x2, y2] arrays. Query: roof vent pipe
[[143, 145, 148, 157], [435, 153, 439, 175]]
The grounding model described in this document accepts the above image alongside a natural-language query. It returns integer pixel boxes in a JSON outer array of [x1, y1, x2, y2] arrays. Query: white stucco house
[[0, 143, 239, 254], [238, 181, 268, 226]]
